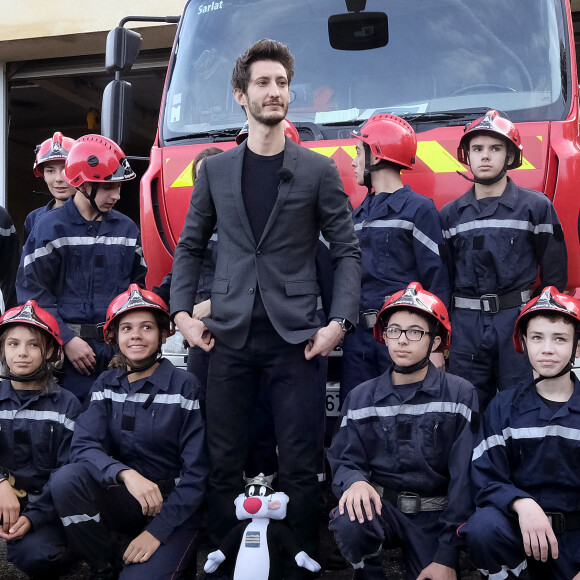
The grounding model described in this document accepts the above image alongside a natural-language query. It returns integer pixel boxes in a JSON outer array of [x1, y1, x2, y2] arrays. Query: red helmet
[[104, 284, 174, 344], [235, 119, 301, 145], [373, 282, 451, 351], [513, 287, 580, 354], [33, 132, 76, 177], [62, 135, 135, 187], [0, 300, 63, 362], [351, 114, 416, 170], [457, 109, 523, 169]]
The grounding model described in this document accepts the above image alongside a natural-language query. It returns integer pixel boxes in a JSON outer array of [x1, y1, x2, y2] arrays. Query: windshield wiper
[[399, 109, 489, 126], [165, 127, 242, 143]]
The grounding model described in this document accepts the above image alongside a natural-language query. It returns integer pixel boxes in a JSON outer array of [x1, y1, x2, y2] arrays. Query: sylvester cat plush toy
[[204, 474, 321, 579]]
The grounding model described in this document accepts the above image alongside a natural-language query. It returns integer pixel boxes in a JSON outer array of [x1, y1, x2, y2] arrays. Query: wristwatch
[[330, 317, 353, 333]]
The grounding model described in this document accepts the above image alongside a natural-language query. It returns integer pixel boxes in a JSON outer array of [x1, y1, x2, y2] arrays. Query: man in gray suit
[[171, 38, 360, 575]]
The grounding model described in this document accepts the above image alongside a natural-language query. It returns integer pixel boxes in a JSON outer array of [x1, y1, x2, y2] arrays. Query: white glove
[[295, 551, 321, 572], [204, 549, 226, 573]]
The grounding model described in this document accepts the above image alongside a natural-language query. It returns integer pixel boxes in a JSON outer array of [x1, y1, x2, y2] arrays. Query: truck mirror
[[105, 27, 142, 74], [328, 11, 388, 50], [101, 79, 132, 148]]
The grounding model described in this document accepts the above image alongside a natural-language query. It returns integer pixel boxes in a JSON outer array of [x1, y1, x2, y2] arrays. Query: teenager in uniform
[[50, 285, 209, 580], [341, 114, 450, 404], [16, 135, 147, 403], [328, 282, 478, 580], [440, 109, 567, 411], [24, 131, 76, 240], [0, 300, 81, 579], [463, 287, 580, 580]]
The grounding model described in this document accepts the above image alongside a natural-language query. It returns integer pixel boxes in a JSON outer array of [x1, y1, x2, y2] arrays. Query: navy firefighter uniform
[[341, 186, 450, 402], [328, 363, 478, 580], [16, 196, 147, 401], [50, 358, 209, 579], [23, 199, 57, 242], [0, 380, 81, 577], [0, 205, 19, 313], [440, 178, 567, 410], [463, 378, 580, 579]]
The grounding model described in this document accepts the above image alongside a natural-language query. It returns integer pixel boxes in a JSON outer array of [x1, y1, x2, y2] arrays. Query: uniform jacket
[[170, 137, 361, 349], [0, 206, 19, 312], [439, 178, 567, 296], [69, 359, 209, 543], [16, 197, 147, 344], [471, 377, 580, 514], [23, 200, 55, 241], [328, 363, 478, 566], [353, 186, 450, 310], [0, 380, 81, 529]]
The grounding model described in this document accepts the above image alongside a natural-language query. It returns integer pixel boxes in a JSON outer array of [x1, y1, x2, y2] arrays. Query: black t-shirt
[[242, 148, 284, 242]]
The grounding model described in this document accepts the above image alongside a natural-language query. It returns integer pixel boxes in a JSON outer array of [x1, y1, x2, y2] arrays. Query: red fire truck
[[103, 0, 580, 405]]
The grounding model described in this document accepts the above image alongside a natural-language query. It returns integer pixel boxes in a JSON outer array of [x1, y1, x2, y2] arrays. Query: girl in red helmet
[[0, 300, 81, 579], [24, 132, 77, 240], [341, 113, 450, 404], [328, 282, 477, 580], [50, 285, 208, 580], [463, 287, 580, 579], [16, 135, 147, 404]]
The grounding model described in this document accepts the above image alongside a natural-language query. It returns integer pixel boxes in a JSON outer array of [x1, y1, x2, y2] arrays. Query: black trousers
[[206, 323, 325, 564]]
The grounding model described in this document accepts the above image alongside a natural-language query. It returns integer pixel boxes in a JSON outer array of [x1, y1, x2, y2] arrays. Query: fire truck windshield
[[161, 0, 569, 143]]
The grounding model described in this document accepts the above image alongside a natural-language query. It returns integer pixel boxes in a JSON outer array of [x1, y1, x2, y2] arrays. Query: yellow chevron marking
[[537, 136, 543, 141], [310, 146, 340, 158], [171, 161, 195, 188], [417, 141, 466, 173]]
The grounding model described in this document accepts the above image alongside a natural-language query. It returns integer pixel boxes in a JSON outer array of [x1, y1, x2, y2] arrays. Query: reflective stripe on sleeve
[[61, 512, 101, 527], [354, 219, 440, 255], [91, 389, 200, 411], [0, 409, 75, 431]]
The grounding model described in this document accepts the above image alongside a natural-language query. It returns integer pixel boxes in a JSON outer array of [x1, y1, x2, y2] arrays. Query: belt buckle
[[480, 294, 500, 314], [545, 511, 566, 534], [363, 310, 379, 329], [397, 491, 421, 515]]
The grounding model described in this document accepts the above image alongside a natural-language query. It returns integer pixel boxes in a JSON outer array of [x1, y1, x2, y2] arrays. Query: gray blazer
[[170, 137, 361, 349]]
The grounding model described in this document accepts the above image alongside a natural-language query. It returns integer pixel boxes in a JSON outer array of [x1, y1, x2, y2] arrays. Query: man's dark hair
[[231, 38, 295, 94], [519, 310, 577, 337]]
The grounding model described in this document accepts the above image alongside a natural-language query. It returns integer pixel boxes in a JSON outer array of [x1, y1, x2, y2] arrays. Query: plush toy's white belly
[[234, 518, 271, 580]]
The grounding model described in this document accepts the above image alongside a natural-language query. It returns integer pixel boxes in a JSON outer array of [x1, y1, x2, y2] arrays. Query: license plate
[[326, 381, 341, 417]]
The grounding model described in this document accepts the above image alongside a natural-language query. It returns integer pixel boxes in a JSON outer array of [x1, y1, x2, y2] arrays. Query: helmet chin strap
[[0, 362, 50, 384], [78, 184, 103, 219], [118, 340, 164, 381], [456, 150, 509, 186], [392, 334, 436, 375]]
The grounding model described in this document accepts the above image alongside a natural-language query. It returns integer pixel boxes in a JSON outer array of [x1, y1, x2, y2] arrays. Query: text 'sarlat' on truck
[[102, 0, 580, 294]]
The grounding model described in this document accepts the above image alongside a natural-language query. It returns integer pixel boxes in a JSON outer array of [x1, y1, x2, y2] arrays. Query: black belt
[[358, 310, 379, 329], [545, 510, 580, 534], [67, 323, 106, 341], [453, 290, 531, 315], [370, 483, 447, 515]]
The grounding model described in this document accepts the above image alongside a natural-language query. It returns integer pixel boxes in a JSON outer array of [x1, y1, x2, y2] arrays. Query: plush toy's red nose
[[243, 497, 262, 514]]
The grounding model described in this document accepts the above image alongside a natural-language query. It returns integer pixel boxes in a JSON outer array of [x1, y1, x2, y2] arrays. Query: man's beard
[[246, 97, 288, 126]]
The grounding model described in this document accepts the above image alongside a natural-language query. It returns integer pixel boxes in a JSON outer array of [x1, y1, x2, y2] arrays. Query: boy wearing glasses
[[328, 282, 478, 580]]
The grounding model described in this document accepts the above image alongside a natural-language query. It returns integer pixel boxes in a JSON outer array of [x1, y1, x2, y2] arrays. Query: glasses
[[384, 326, 431, 342]]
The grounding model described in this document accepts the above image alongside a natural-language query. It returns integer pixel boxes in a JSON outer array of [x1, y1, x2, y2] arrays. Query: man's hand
[[123, 530, 161, 565], [338, 481, 382, 523], [192, 299, 211, 320], [305, 320, 344, 360], [63, 337, 96, 375], [118, 469, 163, 517], [512, 497, 558, 561], [0, 515, 31, 541], [429, 352, 446, 371], [175, 311, 214, 352], [0, 478, 20, 534], [416, 562, 457, 580]]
